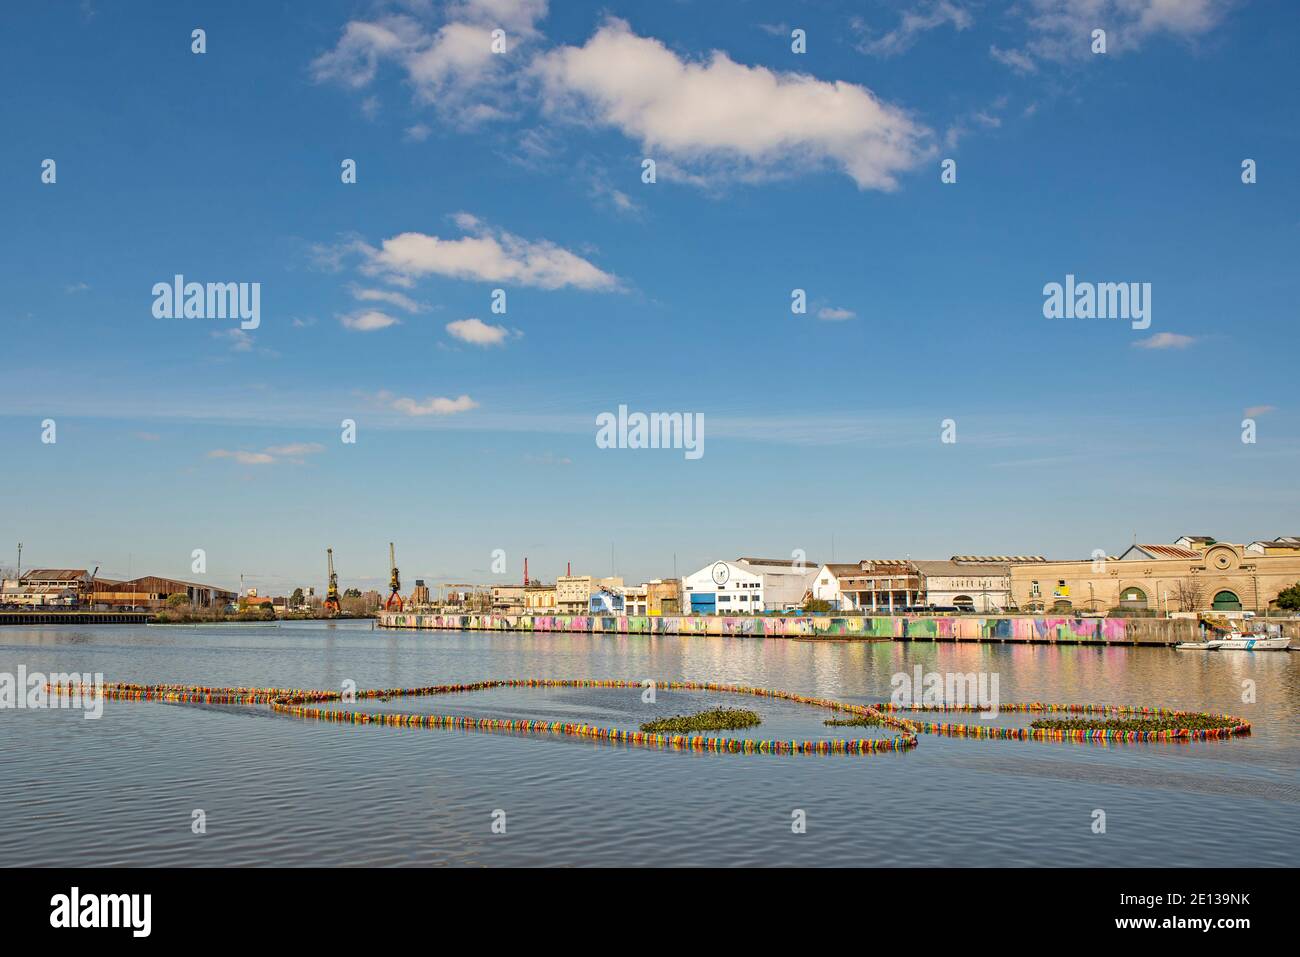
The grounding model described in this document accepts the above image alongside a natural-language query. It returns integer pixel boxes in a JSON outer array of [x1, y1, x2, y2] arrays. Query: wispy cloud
[[208, 442, 325, 466], [357, 213, 621, 290], [816, 306, 856, 321], [852, 2, 973, 58], [208, 449, 275, 465], [340, 309, 400, 331], [350, 285, 428, 313], [1133, 332, 1197, 350], [992, 0, 1232, 73], [389, 393, 479, 416], [310, 1, 549, 125], [1244, 405, 1276, 417]]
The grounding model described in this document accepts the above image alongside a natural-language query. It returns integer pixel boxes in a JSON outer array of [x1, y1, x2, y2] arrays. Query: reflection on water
[[0, 620, 1295, 866]]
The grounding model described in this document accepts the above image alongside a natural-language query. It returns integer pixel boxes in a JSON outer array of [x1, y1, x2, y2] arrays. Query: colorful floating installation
[[872, 701, 1252, 743], [46, 679, 1251, 756]]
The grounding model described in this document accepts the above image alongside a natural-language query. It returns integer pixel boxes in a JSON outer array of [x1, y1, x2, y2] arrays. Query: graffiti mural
[[377, 613, 1179, 645]]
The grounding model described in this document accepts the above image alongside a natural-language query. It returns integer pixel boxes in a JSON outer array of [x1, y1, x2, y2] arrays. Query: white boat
[[1215, 632, 1291, 651], [1176, 639, 1225, 651]]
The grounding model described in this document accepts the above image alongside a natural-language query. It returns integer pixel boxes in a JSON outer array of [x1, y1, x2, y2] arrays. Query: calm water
[[1, 620, 1296, 867]]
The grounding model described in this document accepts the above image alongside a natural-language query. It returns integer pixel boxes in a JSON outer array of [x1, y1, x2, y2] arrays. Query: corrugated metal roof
[[912, 560, 1008, 575], [1129, 544, 1201, 560], [950, 555, 1046, 563], [20, 569, 88, 581]]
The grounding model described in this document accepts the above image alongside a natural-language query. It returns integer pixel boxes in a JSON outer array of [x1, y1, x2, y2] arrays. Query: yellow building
[[525, 584, 557, 613], [1009, 540, 1300, 614]]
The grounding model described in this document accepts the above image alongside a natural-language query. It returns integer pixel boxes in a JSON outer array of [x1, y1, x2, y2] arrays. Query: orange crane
[[323, 548, 341, 614], [385, 542, 403, 611]]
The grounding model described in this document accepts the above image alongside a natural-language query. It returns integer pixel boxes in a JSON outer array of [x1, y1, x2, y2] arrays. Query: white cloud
[[361, 214, 620, 290], [208, 449, 276, 465], [1133, 332, 1196, 350], [993, 0, 1231, 72], [534, 18, 933, 191], [391, 394, 479, 416], [990, 45, 1038, 74], [212, 328, 255, 352], [311, 2, 548, 124], [264, 443, 325, 457], [209, 442, 325, 465], [853, 2, 973, 58], [404, 123, 432, 141], [350, 286, 428, 313], [817, 306, 856, 321], [340, 309, 401, 331], [447, 317, 509, 345]]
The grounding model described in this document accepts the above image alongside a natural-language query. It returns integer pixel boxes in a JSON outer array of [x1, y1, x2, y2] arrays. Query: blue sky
[[1, 0, 1297, 594]]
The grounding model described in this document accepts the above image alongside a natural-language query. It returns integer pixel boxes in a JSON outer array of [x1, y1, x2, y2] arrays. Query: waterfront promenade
[[377, 611, 1300, 645]]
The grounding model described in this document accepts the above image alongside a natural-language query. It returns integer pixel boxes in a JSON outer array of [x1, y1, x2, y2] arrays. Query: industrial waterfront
[[1, 619, 1295, 867]]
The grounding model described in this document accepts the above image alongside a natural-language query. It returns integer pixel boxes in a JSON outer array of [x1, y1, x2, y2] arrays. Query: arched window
[[1119, 586, 1148, 610], [1212, 590, 1242, 611], [953, 595, 975, 611]]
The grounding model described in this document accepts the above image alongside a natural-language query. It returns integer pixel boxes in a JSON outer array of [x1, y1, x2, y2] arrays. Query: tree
[[1276, 583, 1300, 611], [290, 587, 304, 608], [343, 587, 361, 598], [803, 597, 832, 613], [166, 592, 190, 609], [1172, 578, 1204, 613]]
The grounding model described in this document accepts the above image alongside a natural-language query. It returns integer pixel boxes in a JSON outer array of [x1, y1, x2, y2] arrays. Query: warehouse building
[[682, 558, 817, 614]]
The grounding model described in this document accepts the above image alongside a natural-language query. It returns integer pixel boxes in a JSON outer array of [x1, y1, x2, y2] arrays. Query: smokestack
[[523, 557, 528, 587], [567, 561, 571, 577]]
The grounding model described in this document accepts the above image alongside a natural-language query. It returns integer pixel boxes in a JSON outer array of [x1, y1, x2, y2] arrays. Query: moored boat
[[1176, 639, 1225, 651], [1216, 632, 1291, 651]]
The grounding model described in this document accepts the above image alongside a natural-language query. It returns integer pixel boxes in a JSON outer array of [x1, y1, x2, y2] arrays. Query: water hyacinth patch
[[640, 708, 762, 733]]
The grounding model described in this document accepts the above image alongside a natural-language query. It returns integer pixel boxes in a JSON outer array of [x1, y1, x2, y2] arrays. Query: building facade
[[811, 558, 1020, 612], [91, 576, 236, 610], [682, 558, 817, 614], [524, 584, 557, 613], [556, 576, 623, 614], [1, 569, 90, 606], [1008, 539, 1300, 614], [644, 579, 680, 615]]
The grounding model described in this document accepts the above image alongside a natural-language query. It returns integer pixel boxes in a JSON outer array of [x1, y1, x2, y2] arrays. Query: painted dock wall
[[374, 612, 1273, 645]]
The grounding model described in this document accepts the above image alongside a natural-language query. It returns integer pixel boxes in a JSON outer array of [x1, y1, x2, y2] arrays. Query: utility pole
[[15, 542, 21, 579]]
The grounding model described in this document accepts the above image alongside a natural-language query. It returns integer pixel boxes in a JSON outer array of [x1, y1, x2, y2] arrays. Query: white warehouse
[[681, 558, 817, 614]]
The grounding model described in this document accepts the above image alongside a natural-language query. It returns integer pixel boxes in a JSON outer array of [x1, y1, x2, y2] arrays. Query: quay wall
[[0, 611, 153, 625], [376, 612, 1299, 645]]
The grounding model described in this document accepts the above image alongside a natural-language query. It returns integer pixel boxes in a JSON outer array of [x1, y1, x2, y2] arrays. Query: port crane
[[385, 542, 403, 611], [323, 548, 341, 614]]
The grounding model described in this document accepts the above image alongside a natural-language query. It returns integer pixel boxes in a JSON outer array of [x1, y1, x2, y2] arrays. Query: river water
[[1, 620, 1295, 866]]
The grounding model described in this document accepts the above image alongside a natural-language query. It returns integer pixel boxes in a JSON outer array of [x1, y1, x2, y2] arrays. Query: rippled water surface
[[1, 620, 1296, 866]]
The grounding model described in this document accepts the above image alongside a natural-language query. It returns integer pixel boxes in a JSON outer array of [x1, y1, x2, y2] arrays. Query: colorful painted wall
[[376, 612, 1205, 644]]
